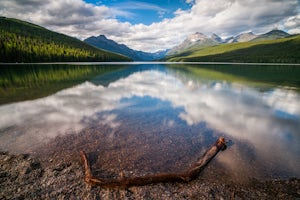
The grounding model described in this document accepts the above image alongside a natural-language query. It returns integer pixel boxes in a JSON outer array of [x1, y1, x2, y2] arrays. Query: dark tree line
[[0, 17, 131, 62]]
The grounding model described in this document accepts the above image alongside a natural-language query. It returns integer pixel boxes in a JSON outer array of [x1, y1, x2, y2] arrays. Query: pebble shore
[[1, 151, 299, 200]]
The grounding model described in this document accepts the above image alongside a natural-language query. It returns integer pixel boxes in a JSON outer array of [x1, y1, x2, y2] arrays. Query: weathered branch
[[80, 137, 226, 188]]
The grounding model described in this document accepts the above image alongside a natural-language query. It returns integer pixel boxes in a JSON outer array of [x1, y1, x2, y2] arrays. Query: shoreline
[[1, 151, 299, 199], [1, 61, 300, 66]]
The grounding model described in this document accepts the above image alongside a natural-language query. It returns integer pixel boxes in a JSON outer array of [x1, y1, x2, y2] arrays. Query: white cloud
[[284, 14, 300, 34], [285, 14, 300, 28], [288, 28, 300, 34], [0, 0, 299, 52]]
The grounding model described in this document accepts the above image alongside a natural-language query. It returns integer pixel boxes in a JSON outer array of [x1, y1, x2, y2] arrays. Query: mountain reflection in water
[[0, 64, 299, 181]]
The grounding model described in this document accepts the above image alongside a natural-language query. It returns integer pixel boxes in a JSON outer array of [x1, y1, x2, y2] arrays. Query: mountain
[[223, 30, 289, 44], [166, 32, 221, 55], [250, 30, 290, 42], [225, 32, 258, 43], [0, 17, 131, 62], [211, 33, 223, 43], [164, 34, 300, 63], [84, 35, 166, 61], [84, 35, 138, 60]]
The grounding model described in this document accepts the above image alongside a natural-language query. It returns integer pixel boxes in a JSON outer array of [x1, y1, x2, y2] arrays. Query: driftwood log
[[80, 137, 227, 188]]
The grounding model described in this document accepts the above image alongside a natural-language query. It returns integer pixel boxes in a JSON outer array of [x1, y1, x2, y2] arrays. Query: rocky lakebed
[[1, 126, 299, 200]]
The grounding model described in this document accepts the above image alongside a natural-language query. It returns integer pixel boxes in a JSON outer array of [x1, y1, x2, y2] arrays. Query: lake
[[0, 63, 299, 183]]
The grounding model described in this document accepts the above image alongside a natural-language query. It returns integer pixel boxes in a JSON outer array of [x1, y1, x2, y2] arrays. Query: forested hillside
[[165, 35, 300, 63], [0, 17, 131, 62]]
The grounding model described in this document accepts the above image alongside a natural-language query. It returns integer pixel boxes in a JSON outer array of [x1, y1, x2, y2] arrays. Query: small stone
[[30, 161, 41, 170], [21, 167, 32, 175], [0, 171, 8, 178], [53, 164, 65, 172], [21, 154, 30, 159], [3, 155, 13, 162], [0, 151, 8, 155]]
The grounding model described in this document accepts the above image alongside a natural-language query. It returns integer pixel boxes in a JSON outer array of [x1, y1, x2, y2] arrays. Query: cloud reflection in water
[[0, 69, 299, 178]]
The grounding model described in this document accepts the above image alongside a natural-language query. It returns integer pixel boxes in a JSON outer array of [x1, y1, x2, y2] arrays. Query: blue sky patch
[[84, 0, 193, 25]]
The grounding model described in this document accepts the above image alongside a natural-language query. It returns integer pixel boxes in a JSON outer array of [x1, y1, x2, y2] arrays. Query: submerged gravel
[[1, 125, 299, 199]]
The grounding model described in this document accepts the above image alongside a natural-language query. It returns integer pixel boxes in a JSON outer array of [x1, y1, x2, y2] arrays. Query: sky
[[0, 0, 300, 52]]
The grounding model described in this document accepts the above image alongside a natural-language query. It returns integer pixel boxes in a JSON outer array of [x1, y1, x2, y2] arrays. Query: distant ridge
[[225, 32, 258, 43], [84, 35, 167, 61], [166, 30, 291, 57], [166, 32, 220, 55], [251, 30, 290, 42], [0, 17, 131, 62], [164, 34, 300, 63]]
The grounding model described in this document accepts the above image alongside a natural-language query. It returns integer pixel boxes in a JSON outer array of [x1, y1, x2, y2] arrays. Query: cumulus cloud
[[0, 0, 299, 51], [284, 14, 300, 34]]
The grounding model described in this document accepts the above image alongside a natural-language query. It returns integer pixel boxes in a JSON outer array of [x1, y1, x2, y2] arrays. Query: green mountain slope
[[165, 35, 300, 63], [0, 17, 131, 62]]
